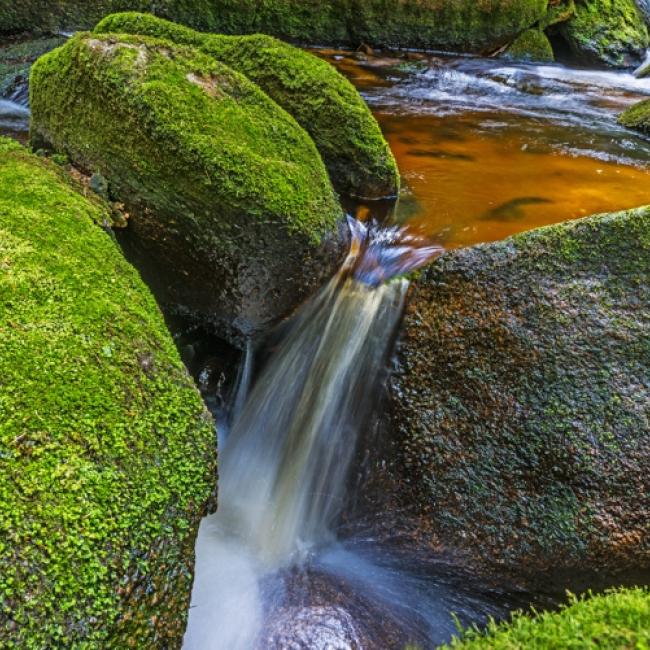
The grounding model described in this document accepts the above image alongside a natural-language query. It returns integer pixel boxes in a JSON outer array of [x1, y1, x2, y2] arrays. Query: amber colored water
[[317, 50, 650, 249]]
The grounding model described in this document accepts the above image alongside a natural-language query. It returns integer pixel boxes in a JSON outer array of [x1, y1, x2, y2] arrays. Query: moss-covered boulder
[[560, 0, 650, 67], [503, 27, 555, 62], [619, 98, 650, 135], [445, 588, 650, 648], [389, 206, 650, 576], [0, 137, 217, 647], [94, 12, 399, 199], [3, 0, 550, 54], [30, 33, 347, 344]]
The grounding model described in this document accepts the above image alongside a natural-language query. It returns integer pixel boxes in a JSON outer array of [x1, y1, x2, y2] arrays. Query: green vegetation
[[445, 588, 650, 648], [619, 98, 650, 136], [560, 0, 649, 67], [0, 138, 217, 647], [30, 32, 345, 343], [0, 36, 65, 98], [504, 28, 554, 62], [2, 0, 550, 53], [94, 12, 399, 198]]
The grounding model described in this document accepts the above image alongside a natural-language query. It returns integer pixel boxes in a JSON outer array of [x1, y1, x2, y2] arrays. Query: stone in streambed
[[30, 33, 348, 345], [94, 12, 399, 200], [390, 205, 650, 577], [503, 28, 555, 62], [559, 0, 649, 67], [619, 98, 650, 135], [0, 138, 217, 647]]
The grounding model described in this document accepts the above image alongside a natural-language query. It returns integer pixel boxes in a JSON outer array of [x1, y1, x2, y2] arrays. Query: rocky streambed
[[0, 5, 649, 649]]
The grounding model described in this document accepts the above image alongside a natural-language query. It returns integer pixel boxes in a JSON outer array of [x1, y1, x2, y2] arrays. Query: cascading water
[[183, 222, 545, 649]]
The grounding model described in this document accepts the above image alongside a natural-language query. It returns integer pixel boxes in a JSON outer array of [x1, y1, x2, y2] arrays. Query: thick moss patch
[[560, 0, 649, 67], [390, 206, 650, 574], [3, 0, 550, 53], [94, 12, 399, 199], [619, 98, 650, 135], [446, 588, 650, 648], [503, 28, 554, 62], [30, 33, 345, 344], [0, 138, 217, 647]]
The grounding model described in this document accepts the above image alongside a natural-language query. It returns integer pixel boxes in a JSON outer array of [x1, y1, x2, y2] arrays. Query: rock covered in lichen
[[94, 12, 399, 199], [390, 206, 650, 577], [619, 98, 650, 134], [560, 0, 650, 67], [30, 32, 347, 345], [0, 138, 217, 647]]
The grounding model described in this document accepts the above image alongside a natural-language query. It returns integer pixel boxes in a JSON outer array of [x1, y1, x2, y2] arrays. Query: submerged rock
[[390, 206, 650, 576], [619, 98, 650, 135], [4, 0, 551, 54], [30, 33, 347, 345], [560, 0, 650, 67], [0, 138, 217, 647], [94, 12, 399, 200]]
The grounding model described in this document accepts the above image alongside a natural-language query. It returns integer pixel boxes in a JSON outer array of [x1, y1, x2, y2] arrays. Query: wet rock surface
[[390, 206, 650, 578], [30, 32, 348, 346]]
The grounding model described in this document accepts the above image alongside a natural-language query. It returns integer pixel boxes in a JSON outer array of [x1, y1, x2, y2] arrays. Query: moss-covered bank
[[30, 33, 346, 344], [619, 98, 650, 135], [390, 206, 650, 576], [445, 588, 650, 648], [503, 27, 554, 62], [2, 0, 549, 53], [560, 0, 649, 67], [94, 12, 399, 199], [0, 138, 217, 647]]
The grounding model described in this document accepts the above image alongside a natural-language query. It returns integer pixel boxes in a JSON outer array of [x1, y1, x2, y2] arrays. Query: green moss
[[504, 28, 554, 62], [2, 0, 549, 53], [618, 98, 650, 136], [0, 138, 217, 647], [94, 12, 399, 199], [30, 33, 344, 342], [539, 0, 576, 29], [561, 0, 649, 67], [444, 588, 650, 648]]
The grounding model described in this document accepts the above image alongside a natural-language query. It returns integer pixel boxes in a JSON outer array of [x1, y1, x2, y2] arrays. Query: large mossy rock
[[0, 138, 217, 647], [94, 12, 399, 199], [619, 98, 650, 135], [390, 206, 650, 576], [444, 588, 650, 648], [30, 33, 346, 344], [2, 0, 548, 53], [560, 0, 650, 67]]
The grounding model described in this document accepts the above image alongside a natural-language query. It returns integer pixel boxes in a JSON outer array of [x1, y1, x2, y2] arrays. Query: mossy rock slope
[[4, 0, 550, 53], [560, 0, 650, 67], [445, 588, 650, 648], [619, 98, 650, 135], [390, 206, 650, 575], [503, 27, 554, 62], [30, 33, 346, 344], [0, 138, 217, 647], [94, 12, 399, 199]]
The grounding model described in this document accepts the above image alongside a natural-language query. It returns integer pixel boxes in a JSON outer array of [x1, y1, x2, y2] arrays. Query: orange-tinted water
[[318, 50, 650, 249]]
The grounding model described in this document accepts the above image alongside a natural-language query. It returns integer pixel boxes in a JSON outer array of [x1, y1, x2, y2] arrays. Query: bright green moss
[[30, 33, 345, 342], [0, 139, 217, 647], [444, 588, 650, 648], [561, 0, 649, 67], [504, 28, 554, 62], [619, 98, 650, 136], [94, 12, 399, 198]]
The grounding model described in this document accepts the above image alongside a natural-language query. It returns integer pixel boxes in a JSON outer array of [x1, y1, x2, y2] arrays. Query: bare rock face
[[389, 206, 650, 578]]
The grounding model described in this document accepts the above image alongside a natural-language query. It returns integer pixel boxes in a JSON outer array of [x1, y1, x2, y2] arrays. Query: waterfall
[[184, 220, 441, 649]]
